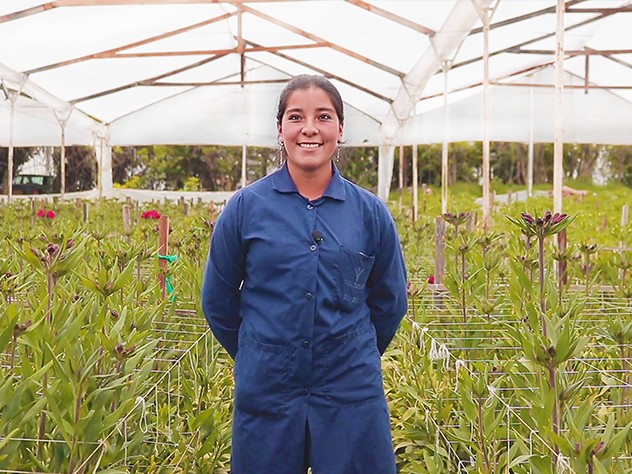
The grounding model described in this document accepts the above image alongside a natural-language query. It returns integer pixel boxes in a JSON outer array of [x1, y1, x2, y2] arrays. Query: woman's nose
[[301, 120, 318, 135]]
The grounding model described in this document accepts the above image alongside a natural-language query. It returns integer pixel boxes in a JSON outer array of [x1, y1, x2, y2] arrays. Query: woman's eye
[[288, 114, 301, 121], [320, 114, 332, 120]]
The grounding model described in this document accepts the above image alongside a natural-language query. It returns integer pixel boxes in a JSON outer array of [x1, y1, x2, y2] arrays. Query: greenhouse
[[1, 0, 632, 473]]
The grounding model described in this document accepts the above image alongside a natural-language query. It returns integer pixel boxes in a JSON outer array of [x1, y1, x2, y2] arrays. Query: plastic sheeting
[[404, 67, 632, 145], [1, 0, 632, 197]]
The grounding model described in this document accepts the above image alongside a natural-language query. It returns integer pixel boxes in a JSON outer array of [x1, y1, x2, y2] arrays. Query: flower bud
[[591, 440, 605, 456], [521, 212, 536, 225], [110, 310, 120, 319], [551, 213, 567, 225], [548, 346, 556, 357], [543, 210, 552, 223]]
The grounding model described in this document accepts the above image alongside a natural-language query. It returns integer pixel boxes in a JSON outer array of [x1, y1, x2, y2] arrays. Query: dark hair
[[276, 75, 344, 126]]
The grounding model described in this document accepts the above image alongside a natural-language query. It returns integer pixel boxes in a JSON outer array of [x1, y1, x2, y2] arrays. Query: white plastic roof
[[0, 1, 631, 149]]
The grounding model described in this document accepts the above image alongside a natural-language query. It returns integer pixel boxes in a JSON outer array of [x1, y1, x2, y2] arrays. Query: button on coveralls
[[201, 164, 408, 474]]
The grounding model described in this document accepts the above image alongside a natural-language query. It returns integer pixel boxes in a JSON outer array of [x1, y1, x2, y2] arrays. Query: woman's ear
[[338, 123, 343, 143]]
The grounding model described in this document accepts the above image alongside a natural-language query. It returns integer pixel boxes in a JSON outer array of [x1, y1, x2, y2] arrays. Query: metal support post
[[554, 0, 565, 214]]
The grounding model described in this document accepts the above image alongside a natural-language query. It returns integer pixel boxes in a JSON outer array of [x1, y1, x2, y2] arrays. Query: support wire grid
[[0, 302, 232, 473], [394, 286, 632, 472]]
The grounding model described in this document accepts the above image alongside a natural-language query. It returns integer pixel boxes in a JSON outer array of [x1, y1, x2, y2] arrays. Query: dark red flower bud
[[521, 212, 536, 225], [543, 210, 552, 223], [47, 243, 60, 256], [591, 440, 605, 456], [551, 213, 567, 225], [66, 239, 74, 249], [115, 342, 124, 353], [110, 310, 120, 319], [548, 346, 557, 357]]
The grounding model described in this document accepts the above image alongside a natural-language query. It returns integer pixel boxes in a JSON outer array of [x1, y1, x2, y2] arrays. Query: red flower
[[428, 275, 435, 284], [46, 210, 56, 219], [37, 210, 46, 218]]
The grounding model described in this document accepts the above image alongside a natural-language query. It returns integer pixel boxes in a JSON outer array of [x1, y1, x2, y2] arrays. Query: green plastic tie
[[157, 254, 178, 301]]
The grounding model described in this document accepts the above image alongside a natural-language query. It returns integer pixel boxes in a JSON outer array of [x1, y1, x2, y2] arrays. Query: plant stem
[[10, 335, 17, 373], [477, 396, 491, 473], [622, 342, 629, 413], [38, 373, 48, 458], [549, 365, 560, 454], [461, 252, 467, 324], [538, 237, 548, 337], [46, 271, 54, 324]]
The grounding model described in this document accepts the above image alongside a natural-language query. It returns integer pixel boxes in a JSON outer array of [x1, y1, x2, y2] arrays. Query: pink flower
[[428, 275, 435, 284], [142, 210, 161, 220], [46, 210, 56, 219], [37, 210, 46, 218]]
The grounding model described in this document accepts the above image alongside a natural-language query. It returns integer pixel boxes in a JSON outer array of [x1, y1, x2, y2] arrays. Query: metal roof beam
[[109, 43, 328, 58], [586, 47, 632, 72], [243, 39, 393, 104], [70, 52, 230, 103], [344, 0, 435, 36], [510, 48, 632, 56], [452, 5, 628, 71], [24, 11, 236, 75], [470, 0, 586, 35], [151, 79, 289, 86], [241, 4, 406, 78]]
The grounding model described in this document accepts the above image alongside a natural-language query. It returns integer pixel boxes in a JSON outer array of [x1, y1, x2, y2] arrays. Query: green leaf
[[0, 428, 20, 451], [0, 304, 19, 354], [112, 260, 136, 292]]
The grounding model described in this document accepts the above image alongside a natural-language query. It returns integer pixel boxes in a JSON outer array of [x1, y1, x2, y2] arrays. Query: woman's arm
[[201, 192, 246, 359], [367, 200, 408, 355]]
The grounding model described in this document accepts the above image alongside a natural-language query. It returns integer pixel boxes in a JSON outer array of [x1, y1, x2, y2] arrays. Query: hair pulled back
[[276, 75, 344, 126]]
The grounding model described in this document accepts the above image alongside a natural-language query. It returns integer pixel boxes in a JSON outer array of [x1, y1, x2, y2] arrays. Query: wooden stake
[[398, 144, 404, 212], [183, 202, 190, 217], [622, 205, 629, 227], [83, 202, 89, 222], [435, 216, 446, 284], [123, 204, 131, 242], [158, 215, 170, 300], [412, 144, 418, 222]]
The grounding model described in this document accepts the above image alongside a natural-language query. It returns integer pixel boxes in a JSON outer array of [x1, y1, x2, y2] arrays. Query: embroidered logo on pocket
[[355, 267, 364, 282]]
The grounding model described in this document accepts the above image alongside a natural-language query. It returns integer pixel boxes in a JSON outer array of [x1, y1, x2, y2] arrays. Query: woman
[[202, 75, 407, 474]]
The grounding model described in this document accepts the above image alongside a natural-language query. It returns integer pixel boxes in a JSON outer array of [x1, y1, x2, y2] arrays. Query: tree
[[0, 147, 36, 192]]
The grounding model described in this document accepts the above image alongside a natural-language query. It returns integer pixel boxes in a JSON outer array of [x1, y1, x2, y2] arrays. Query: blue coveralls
[[201, 164, 408, 474]]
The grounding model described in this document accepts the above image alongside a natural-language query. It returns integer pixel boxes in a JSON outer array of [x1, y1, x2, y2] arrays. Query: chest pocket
[[335, 246, 375, 312]]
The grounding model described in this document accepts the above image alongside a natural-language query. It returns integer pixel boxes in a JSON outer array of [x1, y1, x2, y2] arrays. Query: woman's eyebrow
[[285, 107, 303, 113]]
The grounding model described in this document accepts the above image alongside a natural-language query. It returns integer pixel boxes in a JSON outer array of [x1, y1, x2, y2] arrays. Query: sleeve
[[367, 199, 408, 355], [201, 192, 246, 359]]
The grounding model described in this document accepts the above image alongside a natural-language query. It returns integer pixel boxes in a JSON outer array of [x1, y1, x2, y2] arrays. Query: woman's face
[[278, 86, 343, 174]]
